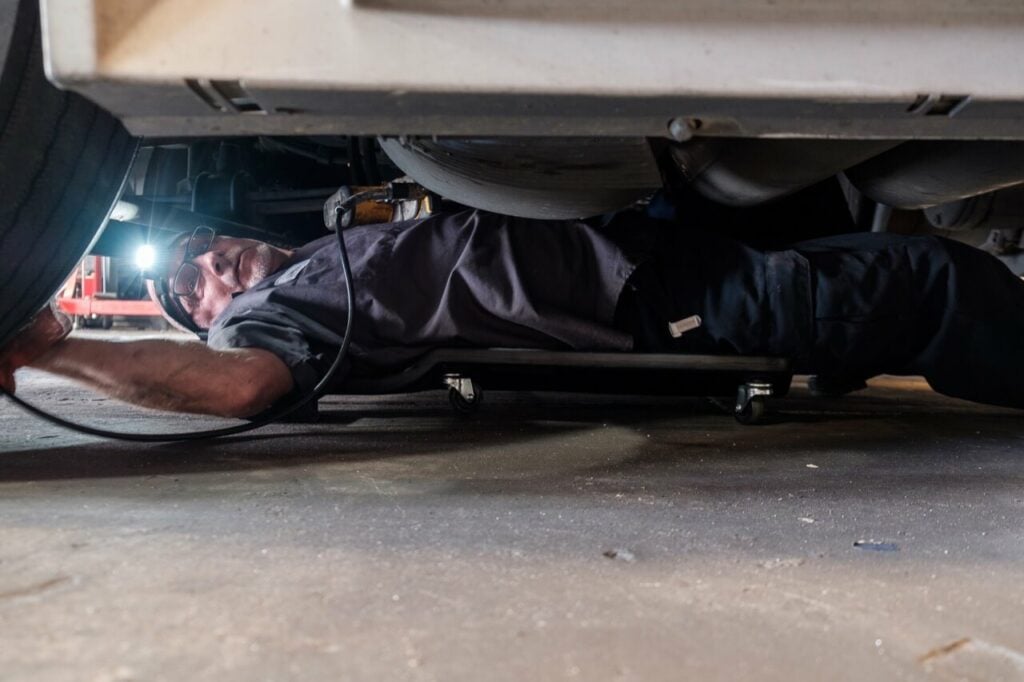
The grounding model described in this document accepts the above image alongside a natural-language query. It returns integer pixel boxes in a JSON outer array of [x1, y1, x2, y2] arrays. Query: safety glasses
[[170, 226, 216, 298]]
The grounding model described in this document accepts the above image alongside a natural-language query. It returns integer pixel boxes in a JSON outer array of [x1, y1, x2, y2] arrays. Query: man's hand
[[0, 304, 73, 394]]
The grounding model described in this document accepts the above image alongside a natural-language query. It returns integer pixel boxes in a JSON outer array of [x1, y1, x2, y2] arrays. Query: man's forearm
[[29, 337, 292, 417]]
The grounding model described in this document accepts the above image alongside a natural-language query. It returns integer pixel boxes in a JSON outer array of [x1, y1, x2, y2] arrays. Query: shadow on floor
[[1, 390, 1021, 503]]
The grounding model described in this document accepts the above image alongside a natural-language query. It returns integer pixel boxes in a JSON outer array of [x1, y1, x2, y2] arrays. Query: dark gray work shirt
[[207, 210, 639, 391]]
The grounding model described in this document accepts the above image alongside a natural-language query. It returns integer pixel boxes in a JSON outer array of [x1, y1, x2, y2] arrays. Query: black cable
[[0, 192, 375, 442]]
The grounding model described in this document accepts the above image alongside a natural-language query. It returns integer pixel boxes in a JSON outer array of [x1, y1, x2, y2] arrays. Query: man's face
[[168, 235, 292, 329]]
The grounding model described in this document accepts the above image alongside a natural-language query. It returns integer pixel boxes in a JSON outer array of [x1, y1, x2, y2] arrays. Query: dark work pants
[[618, 229, 1024, 409]]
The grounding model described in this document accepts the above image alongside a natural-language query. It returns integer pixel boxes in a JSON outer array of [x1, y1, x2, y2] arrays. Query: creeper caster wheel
[[735, 381, 773, 425], [444, 374, 483, 414]]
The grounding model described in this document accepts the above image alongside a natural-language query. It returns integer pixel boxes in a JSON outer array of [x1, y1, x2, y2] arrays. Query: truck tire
[[0, 0, 136, 347]]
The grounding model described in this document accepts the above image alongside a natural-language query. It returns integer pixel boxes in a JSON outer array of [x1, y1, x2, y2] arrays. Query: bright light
[[135, 244, 157, 271]]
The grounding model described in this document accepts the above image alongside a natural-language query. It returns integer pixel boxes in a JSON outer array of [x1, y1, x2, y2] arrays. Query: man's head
[[150, 227, 293, 331]]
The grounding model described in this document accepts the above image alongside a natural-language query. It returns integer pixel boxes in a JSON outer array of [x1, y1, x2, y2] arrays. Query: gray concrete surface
[[1, 344, 1023, 681]]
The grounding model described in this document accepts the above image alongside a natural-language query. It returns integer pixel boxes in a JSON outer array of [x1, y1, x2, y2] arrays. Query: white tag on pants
[[668, 315, 702, 338]]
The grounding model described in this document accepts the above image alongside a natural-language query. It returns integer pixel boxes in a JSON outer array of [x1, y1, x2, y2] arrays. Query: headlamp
[[134, 243, 157, 272]]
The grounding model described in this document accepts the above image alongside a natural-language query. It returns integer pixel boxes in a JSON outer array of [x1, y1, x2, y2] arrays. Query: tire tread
[[0, 0, 134, 346]]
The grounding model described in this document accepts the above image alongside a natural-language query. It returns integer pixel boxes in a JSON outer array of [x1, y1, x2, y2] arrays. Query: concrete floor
[[2, 350, 1023, 681]]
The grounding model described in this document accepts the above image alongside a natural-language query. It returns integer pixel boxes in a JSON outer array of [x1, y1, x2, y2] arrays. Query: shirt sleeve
[[208, 314, 332, 395]]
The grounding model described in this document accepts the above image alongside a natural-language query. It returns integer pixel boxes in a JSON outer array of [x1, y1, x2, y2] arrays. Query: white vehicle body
[[41, 0, 1024, 139], [4, 0, 1024, 345]]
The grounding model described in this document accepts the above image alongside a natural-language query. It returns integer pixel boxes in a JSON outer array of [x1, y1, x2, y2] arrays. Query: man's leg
[[793, 233, 1024, 409], [623, 228, 1024, 409], [620, 228, 774, 357], [901, 237, 1024, 409]]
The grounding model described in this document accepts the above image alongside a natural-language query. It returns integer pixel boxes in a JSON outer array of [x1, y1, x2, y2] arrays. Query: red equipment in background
[[57, 256, 160, 326]]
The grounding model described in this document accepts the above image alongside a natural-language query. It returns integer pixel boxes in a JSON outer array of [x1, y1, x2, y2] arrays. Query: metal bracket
[[323, 186, 354, 230], [443, 373, 476, 402], [443, 373, 483, 414]]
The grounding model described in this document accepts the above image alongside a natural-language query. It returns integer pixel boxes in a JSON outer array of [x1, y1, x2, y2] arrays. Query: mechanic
[[3, 208, 1023, 416]]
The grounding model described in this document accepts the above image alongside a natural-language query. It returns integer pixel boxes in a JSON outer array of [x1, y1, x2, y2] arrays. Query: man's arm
[[28, 337, 294, 418]]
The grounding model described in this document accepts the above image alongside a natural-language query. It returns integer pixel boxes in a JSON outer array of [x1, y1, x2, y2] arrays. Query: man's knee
[[912, 235, 1011, 290]]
